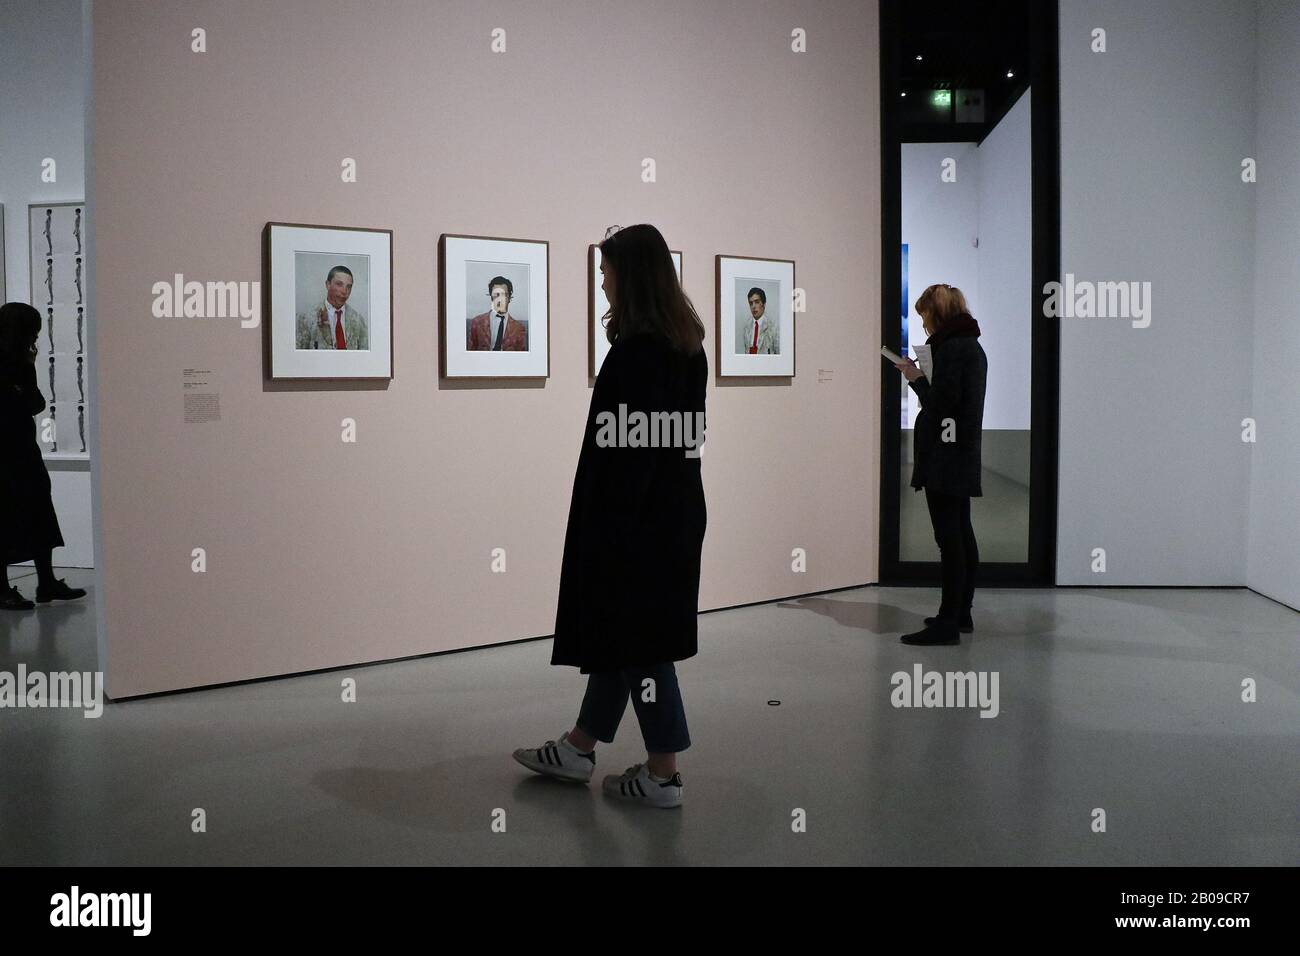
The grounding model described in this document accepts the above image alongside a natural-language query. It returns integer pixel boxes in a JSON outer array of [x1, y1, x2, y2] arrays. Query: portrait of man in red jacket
[[467, 275, 528, 351]]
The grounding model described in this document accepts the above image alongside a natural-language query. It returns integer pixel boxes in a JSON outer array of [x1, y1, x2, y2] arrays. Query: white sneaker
[[602, 763, 683, 808], [513, 731, 596, 783]]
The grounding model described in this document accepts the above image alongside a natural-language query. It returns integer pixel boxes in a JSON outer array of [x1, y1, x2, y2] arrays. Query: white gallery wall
[[900, 140, 979, 429], [900, 89, 1031, 434], [90, 0, 882, 698], [974, 89, 1032, 434], [1057, 0, 1257, 586], [1247, 0, 1300, 611], [0, 0, 94, 568]]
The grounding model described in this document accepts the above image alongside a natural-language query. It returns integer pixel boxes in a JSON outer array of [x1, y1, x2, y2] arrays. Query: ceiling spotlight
[[1006, 69, 1015, 78], [915, 54, 923, 61], [901, 91, 907, 97]]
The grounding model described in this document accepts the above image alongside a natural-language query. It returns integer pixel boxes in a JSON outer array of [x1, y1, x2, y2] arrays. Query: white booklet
[[912, 344, 933, 382]]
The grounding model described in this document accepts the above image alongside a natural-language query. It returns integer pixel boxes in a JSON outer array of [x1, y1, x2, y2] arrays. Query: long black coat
[[551, 330, 708, 674], [0, 358, 64, 565], [908, 320, 987, 497]]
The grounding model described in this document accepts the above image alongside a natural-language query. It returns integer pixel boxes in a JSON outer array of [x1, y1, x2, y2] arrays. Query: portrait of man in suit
[[296, 264, 370, 351], [467, 275, 528, 351], [736, 284, 779, 355]]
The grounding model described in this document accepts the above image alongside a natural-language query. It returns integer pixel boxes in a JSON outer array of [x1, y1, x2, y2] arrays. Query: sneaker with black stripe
[[602, 763, 683, 808], [512, 731, 596, 783]]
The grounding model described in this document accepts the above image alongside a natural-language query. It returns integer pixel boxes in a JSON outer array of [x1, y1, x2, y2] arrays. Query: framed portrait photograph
[[439, 234, 549, 379], [28, 201, 89, 459], [264, 222, 393, 380], [716, 254, 796, 378], [589, 244, 682, 378]]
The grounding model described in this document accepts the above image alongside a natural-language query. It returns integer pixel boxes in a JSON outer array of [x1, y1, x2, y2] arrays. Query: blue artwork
[[900, 243, 909, 355], [900, 244, 911, 428]]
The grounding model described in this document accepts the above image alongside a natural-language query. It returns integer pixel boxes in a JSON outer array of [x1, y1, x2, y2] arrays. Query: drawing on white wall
[[715, 254, 795, 377], [28, 202, 88, 460]]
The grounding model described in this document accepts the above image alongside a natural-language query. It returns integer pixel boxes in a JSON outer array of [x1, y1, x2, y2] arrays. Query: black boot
[[925, 610, 973, 633], [900, 620, 960, 646], [2, 585, 35, 611], [35, 579, 87, 604]]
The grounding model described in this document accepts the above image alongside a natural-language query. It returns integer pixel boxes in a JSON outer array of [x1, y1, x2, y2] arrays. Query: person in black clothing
[[513, 224, 707, 808], [0, 302, 87, 610], [892, 284, 987, 646]]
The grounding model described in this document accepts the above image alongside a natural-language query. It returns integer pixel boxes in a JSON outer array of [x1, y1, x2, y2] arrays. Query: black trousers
[[576, 662, 691, 753], [924, 487, 979, 621]]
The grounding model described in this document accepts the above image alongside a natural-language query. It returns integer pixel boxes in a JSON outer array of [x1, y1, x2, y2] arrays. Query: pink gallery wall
[[90, 0, 881, 698]]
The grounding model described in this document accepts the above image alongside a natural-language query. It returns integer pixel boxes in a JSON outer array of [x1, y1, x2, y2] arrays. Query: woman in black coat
[[892, 284, 987, 646], [513, 224, 707, 808], [0, 302, 87, 610]]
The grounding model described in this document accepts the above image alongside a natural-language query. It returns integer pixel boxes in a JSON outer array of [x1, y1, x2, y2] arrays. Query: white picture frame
[[716, 254, 796, 378], [439, 233, 549, 379], [28, 201, 89, 459], [264, 221, 393, 381]]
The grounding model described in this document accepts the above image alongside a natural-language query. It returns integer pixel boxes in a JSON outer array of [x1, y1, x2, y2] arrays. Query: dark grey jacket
[[908, 321, 987, 497]]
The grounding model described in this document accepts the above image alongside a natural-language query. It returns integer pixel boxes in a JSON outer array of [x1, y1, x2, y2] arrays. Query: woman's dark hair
[[0, 302, 41, 361], [599, 224, 704, 354]]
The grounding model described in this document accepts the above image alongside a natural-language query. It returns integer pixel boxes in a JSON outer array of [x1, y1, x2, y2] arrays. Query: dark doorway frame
[[878, 0, 1060, 587]]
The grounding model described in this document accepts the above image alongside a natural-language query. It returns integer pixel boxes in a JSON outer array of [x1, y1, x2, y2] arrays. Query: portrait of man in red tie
[[734, 283, 778, 355], [295, 264, 370, 351]]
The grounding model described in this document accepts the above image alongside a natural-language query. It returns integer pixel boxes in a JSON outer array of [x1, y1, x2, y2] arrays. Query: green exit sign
[[931, 90, 951, 107]]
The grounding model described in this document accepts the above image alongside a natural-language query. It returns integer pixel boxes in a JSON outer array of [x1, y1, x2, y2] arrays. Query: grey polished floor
[[900, 461, 1032, 563], [1, 568, 1296, 865]]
